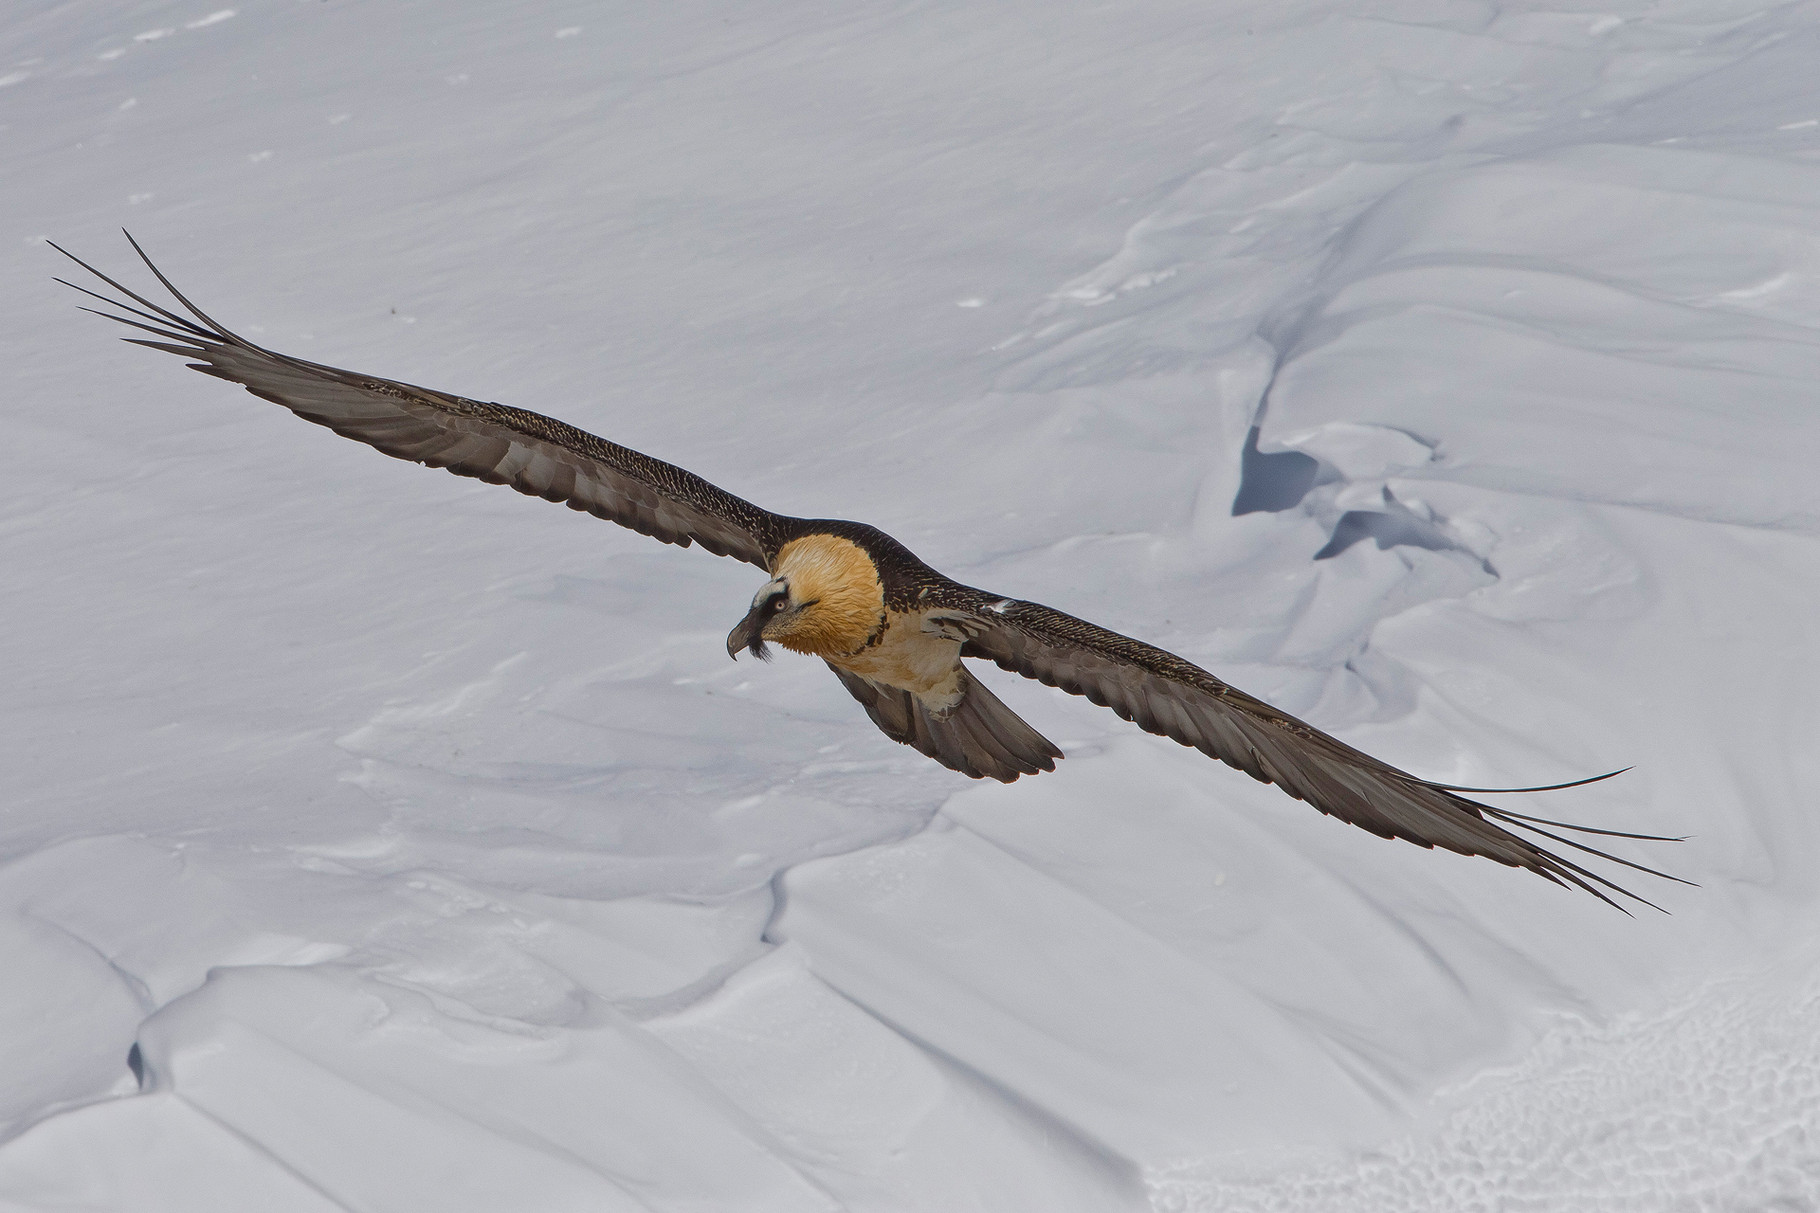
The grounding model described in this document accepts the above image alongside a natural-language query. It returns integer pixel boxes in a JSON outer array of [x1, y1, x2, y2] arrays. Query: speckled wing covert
[[52, 235, 785, 571], [933, 590, 1680, 910]]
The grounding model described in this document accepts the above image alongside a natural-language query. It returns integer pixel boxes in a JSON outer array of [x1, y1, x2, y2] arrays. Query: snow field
[[3, 0, 1820, 1208]]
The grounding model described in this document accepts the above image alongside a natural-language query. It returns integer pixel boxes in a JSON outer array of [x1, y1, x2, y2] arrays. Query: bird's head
[[726, 577, 798, 662], [727, 534, 885, 661]]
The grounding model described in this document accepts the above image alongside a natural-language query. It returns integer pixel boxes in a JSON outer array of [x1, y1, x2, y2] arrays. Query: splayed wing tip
[[1420, 766, 1632, 795]]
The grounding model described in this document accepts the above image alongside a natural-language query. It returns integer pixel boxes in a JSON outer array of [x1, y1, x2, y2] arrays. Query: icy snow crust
[[3, 1, 1820, 1208]]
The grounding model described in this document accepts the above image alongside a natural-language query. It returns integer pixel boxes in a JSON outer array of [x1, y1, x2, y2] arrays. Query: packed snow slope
[[4, 1, 1820, 1208]]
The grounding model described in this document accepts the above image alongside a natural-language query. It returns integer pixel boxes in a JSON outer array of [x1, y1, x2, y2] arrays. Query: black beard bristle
[[749, 638, 771, 662]]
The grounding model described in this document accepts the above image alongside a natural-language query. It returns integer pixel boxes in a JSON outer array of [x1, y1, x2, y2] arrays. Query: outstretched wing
[[928, 591, 1681, 910], [54, 235, 785, 570]]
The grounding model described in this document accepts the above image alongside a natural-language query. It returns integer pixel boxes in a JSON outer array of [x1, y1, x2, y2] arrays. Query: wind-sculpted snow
[[1160, 944, 1820, 1211], [1266, 145, 1820, 531], [3, 0, 1820, 1209]]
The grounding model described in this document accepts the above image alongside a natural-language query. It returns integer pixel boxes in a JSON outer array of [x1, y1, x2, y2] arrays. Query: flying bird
[[55, 235, 1680, 910]]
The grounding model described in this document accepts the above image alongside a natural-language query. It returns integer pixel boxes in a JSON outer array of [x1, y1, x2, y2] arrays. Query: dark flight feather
[[933, 591, 1685, 911], [52, 234, 786, 571]]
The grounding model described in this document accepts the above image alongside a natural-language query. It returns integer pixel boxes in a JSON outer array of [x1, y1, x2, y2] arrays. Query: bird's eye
[[769, 595, 789, 613]]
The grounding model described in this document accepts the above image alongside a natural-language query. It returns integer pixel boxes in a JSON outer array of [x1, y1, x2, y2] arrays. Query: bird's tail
[[829, 664, 1063, 782]]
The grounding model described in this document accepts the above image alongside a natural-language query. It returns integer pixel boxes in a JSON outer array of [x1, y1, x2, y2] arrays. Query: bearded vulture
[[54, 234, 1680, 910]]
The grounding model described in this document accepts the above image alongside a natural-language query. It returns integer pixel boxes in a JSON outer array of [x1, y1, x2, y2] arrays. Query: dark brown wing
[[926, 591, 1682, 910], [54, 235, 784, 570]]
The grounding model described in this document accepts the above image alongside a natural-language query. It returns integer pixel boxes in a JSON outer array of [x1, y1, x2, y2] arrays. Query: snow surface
[[4, 0, 1820, 1208]]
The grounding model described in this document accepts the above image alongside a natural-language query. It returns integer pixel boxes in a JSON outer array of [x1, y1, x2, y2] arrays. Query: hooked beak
[[726, 606, 771, 662]]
